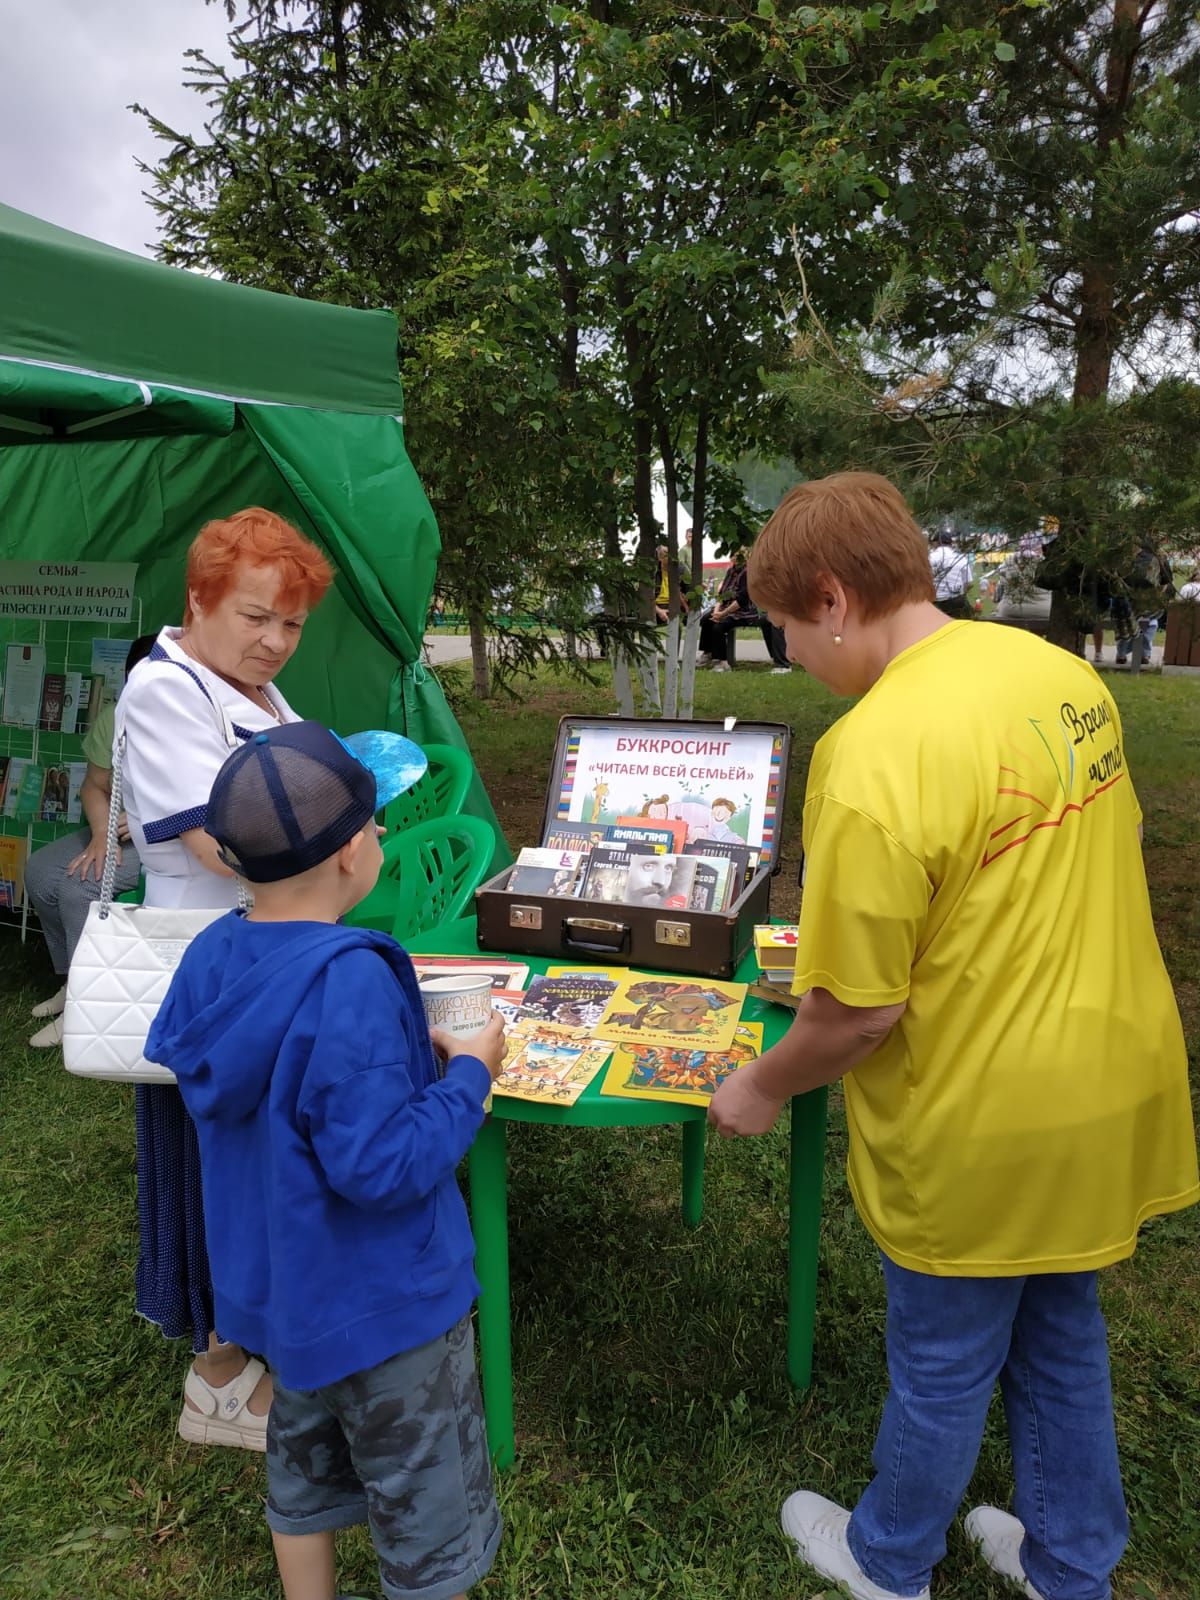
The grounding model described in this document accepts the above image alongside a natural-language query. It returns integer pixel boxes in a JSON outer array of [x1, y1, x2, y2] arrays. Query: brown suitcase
[[474, 714, 792, 979]]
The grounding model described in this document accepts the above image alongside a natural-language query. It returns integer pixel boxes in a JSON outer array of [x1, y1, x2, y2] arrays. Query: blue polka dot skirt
[[134, 1085, 215, 1354]]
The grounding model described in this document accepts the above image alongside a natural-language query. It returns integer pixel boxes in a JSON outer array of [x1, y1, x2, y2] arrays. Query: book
[[409, 958, 530, 993], [3, 643, 46, 728], [0, 757, 10, 811], [683, 838, 756, 905], [492, 1036, 611, 1106], [4, 760, 45, 822], [687, 856, 731, 912], [754, 924, 800, 969], [39, 765, 70, 823], [581, 845, 632, 903], [83, 675, 107, 731], [596, 972, 746, 1052], [508, 847, 586, 896], [604, 823, 675, 854], [599, 1021, 764, 1107], [541, 820, 610, 854], [0, 834, 26, 911], [60, 670, 84, 736], [614, 814, 689, 853], [516, 972, 620, 1031], [65, 761, 89, 825], [621, 852, 699, 911], [39, 672, 66, 732]]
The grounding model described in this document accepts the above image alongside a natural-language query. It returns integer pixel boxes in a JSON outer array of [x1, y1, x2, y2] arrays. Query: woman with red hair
[[117, 507, 333, 1450]]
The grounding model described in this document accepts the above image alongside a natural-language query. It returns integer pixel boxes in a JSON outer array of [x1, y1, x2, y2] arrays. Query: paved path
[[421, 631, 1164, 671]]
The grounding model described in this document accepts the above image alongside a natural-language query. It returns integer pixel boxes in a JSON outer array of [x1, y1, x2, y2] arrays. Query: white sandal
[[177, 1356, 270, 1451], [31, 983, 67, 1020]]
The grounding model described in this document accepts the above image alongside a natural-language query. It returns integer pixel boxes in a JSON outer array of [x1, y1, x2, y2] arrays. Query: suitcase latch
[[509, 904, 543, 930], [655, 920, 691, 947]]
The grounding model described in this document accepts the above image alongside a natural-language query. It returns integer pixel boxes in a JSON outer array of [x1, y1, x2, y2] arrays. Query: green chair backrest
[[383, 744, 473, 834], [384, 813, 497, 943]]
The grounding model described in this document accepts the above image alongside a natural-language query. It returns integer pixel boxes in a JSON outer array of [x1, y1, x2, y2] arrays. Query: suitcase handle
[[562, 916, 631, 958]]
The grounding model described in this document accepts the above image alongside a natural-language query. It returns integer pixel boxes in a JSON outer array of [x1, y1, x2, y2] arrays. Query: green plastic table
[[408, 918, 828, 1470]]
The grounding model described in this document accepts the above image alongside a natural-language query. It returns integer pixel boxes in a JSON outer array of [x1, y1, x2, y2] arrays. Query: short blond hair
[[748, 472, 934, 622]]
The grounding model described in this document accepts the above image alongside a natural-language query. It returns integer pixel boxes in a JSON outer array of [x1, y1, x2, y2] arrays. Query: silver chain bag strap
[[63, 678, 252, 1084]]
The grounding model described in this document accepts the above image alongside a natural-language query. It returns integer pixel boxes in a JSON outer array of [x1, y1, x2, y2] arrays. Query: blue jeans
[[846, 1257, 1128, 1599]]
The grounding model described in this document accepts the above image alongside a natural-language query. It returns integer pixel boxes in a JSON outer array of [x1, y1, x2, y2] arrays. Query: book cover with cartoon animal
[[595, 973, 746, 1052], [516, 973, 619, 1032], [599, 1021, 764, 1107], [492, 1037, 612, 1105]]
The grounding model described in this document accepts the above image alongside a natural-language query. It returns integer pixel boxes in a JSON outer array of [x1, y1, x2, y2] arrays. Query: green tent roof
[[0, 202, 403, 415]]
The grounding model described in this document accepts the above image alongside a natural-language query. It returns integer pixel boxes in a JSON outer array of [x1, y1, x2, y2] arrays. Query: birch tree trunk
[[611, 645, 635, 717]]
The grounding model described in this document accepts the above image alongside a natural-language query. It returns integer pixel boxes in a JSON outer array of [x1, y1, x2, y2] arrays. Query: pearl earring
[[833, 633, 843, 646]]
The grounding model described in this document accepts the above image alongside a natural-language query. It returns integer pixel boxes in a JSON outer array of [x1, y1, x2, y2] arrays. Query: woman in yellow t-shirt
[[709, 471, 1197, 1600]]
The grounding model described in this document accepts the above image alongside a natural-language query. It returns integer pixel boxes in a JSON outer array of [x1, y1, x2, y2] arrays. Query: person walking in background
[[23, 633, 157, 1048], [1115, 545, 1173, 667], [928, 532, 973, 617], [710, 471, 1197, 1600]]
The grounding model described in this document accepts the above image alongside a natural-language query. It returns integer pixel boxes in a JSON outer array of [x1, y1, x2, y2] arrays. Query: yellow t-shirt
[[794, 621, 1198, 1276]]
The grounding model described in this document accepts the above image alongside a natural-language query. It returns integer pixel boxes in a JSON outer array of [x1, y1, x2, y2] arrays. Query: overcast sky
[[0, 0, 233, 257]]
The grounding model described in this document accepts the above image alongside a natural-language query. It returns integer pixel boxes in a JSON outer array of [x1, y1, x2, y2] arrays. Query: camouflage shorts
[[266, 1317, 501, 1600]]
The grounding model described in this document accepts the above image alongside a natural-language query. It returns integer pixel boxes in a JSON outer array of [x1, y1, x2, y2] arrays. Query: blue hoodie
[[146, 914, 491, 1391]]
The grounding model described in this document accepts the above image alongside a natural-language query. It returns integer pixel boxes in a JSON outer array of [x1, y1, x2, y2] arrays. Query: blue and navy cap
[[205, 721, 427, 883]]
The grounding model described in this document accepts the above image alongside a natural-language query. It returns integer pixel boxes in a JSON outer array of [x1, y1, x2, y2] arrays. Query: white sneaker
[[29, 1013, 65, 1049], [780, 1491, 930, 1600], [31, 983, 67, 1019], [696, 652, 714, 667], [769, 665, 792, 674], [963, 1506, 1046, 1599], [710, 661, 731, 673]]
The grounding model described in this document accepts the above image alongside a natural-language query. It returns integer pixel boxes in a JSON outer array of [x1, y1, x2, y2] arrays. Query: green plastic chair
[[346, 814, 497, 939], [383, 744, 473, 835]]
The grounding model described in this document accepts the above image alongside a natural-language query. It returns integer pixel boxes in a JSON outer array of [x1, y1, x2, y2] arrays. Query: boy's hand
[[430, 1013, 507, 1082]]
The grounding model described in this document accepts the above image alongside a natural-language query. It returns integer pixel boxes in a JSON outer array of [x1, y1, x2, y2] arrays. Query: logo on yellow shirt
[[983, 697, 1125, 868]]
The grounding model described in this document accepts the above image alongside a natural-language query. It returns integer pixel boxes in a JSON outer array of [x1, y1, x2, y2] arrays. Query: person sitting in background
[[697, 550, 757, 672], [760, 615, 791, 673], [23, 633, 157, 1048], [928, 533, 973, 617], [654, 543, 689, 624], [1178, 570, 1200, 601]]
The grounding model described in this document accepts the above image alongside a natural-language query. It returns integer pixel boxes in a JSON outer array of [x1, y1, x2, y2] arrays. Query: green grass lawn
[[2, 663, 1197, 1599]]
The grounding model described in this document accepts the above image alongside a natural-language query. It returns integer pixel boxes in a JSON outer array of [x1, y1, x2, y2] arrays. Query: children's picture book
[[604, 823, 675, 855], [3, 643, 46, 728], [516, 972, 619, 1031], [409, 957, 530, 993], [39, 672, 66, 733], [596, 973, 746, 1052], [614, 814, 689, 854], [493, 1036, 611, 1106], [0, 833, 27, 910], [580, 845, 631, 902], [621, 853, 698, 910], [508, 847, 585, 896], [541, 820, 610, 854], [683, 838, 756, 903], [599, 1021, 764, 1107]]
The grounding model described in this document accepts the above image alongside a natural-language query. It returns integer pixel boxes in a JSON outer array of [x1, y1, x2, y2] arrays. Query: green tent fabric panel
[[0, 203, 403, 415], [241, 406, 438, 664], [0, 357, 235, 443], [244, 405, 510, 868], [0, 428, 392, 733]]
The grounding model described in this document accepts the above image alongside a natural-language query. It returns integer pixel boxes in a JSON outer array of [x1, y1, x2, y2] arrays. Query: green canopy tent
[[0, 202, 507, 870]]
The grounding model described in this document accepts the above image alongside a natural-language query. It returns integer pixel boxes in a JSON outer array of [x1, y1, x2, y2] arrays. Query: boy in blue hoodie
[[147, 722, 505, 1600]]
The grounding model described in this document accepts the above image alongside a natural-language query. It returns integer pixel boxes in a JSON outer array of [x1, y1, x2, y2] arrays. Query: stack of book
[[753, 924, 800, 988], [506, 821, 758, 913]]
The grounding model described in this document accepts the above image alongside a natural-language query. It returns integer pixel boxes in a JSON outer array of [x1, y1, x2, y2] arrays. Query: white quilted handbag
[[63, 697, 246, 1085]]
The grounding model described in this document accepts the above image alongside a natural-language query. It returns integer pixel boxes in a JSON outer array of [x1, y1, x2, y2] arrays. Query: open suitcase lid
[[540, 715, 792, 875]]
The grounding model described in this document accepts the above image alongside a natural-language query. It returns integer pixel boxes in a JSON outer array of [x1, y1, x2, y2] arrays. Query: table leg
[[680, 1118, 706, 1228], [467, 1116, 515, 1471], [787, 1086, 828, 1390]]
